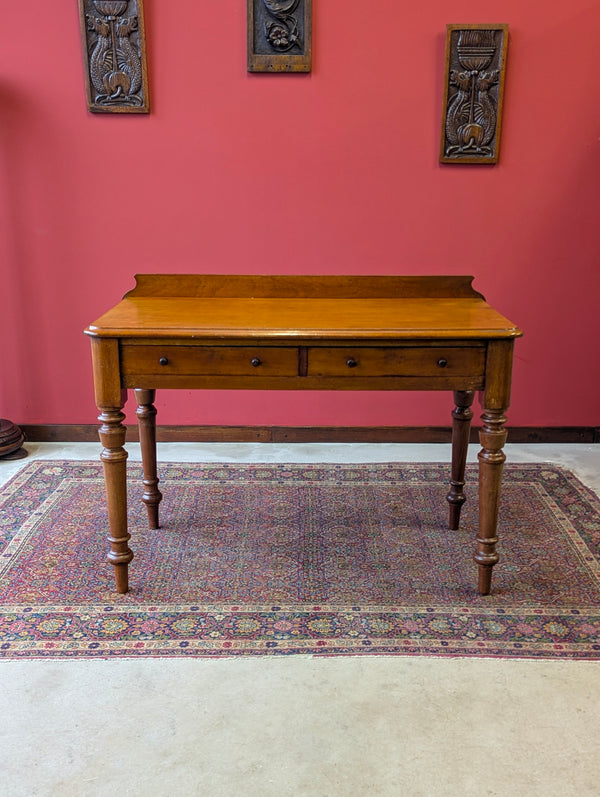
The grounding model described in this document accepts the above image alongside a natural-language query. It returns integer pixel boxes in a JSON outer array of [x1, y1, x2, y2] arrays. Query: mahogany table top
[[86, 274, 522, 342]]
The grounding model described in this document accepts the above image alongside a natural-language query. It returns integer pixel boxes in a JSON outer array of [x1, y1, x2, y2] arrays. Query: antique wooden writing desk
[[85, 275, 522, 596]]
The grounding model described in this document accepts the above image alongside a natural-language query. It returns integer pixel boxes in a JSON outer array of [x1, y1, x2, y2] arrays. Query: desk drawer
[[307, 347, 485, 377], [121, 345, 299, 376]]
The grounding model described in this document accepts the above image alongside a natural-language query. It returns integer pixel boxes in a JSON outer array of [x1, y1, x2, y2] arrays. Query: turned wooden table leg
[[475, 338, 515, 595], [135, 388, 162, 530], [98, 406, 132, 594], [476, 408, 507, 595], [447, 389, 474, 530]]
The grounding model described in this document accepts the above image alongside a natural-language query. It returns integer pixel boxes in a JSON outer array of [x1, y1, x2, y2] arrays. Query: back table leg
[[447, 390, 475, 530], [135, 388, 162, 530]]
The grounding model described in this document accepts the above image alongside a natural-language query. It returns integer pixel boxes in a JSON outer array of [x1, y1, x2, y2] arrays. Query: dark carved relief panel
[[248, 0, 312, 73], [78, 0, 149, 113], [440, 25, 508, 164]]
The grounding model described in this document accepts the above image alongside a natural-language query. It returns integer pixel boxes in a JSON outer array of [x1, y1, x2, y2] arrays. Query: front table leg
[[476, 408, 508, 595], [98, 406, 132, 594], [135, 389, 162, 530]]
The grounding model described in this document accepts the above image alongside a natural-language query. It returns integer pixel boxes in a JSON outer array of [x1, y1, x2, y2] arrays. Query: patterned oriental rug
[[1, 461, 599, 660]]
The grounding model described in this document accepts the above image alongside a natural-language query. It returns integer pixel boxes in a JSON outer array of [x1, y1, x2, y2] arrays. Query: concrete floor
[[1, 442, 599, 797]]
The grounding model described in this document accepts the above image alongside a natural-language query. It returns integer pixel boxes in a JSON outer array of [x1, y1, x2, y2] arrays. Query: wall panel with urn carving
[[248, 0, 312, 72], [440, 25, 508, 164], [78, 0, 149, 113]]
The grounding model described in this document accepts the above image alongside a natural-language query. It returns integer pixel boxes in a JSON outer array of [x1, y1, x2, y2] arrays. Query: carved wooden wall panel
[[248, 0, 312, 73], [440, 25, 508, 164], [78, 0, 149, 113]]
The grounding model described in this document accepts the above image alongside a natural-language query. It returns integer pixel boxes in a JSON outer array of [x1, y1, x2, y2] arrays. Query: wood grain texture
[[125, 274, 486, 298], [86, 275, 521, 340], [88, 297, 521, 339]]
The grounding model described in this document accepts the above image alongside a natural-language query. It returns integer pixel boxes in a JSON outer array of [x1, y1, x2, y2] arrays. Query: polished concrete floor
[[1, 442, 599, 796]]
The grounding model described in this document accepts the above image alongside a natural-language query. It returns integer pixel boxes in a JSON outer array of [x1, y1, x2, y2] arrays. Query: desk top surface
[[86, 275, 522, 341]]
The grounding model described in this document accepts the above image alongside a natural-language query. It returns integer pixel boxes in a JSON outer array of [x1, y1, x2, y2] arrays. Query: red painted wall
[[1, 1, 599, 429]]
